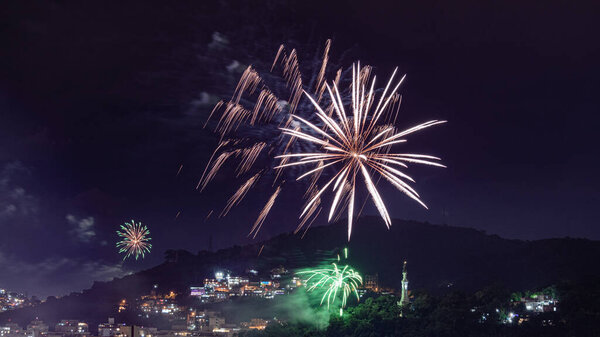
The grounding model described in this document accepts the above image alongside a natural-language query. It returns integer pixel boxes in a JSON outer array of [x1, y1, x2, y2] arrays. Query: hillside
[[1, 217, 599, 329]]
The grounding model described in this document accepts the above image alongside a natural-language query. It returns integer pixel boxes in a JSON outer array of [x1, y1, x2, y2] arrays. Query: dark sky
[[0, 0, 599, 298]]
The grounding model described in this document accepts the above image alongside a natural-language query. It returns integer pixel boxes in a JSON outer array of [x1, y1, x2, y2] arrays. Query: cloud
[[67, 214, 96, 243], [0, 162, 38, 219], [0, 252, 131, 298], [0, 162, 130, 298], [0, 162, 42, 255], [81, 260, 129, 281]]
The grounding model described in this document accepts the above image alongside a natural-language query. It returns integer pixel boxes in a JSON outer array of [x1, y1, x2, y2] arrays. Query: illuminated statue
[[399, 261, 410, 309]]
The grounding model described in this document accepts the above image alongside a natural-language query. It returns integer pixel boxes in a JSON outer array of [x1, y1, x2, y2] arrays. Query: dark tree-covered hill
[[2, 217, 599, 330]]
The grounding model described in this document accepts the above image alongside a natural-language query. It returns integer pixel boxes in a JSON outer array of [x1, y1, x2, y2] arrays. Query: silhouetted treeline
[[241, 277, 600, 337]]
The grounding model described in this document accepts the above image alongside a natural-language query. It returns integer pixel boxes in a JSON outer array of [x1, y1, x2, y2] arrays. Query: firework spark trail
[[314, 39, 331, 102], [324, 68, 343, 119], [272, 125, 301, 185], [249, 185, 282, 238], [204, 43, 331, 183], [116, 220, 152, 261], [251, 89, 281, 124], [232, 66, 261, 104], [236, 142, 266, 176], [221, 172, 261, 217], [271, 44, 285, 71], [198, 150, 239, 192], [303, 161, 325, 198], [197, 140, 231, 189], [296, 189, 322, 234], [201, 42, 328, 228], [215, 102, 253, 136], [277, 63, 446, 240], [300, 208, 321, 239], [281, 49, 304, 115], [257, 244, 265, 257]]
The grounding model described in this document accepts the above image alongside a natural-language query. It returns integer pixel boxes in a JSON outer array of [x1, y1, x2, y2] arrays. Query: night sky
[[1, 0, 599, 298]]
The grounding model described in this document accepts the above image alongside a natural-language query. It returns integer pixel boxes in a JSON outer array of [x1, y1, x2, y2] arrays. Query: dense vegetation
[[240, 278, 600, 337]]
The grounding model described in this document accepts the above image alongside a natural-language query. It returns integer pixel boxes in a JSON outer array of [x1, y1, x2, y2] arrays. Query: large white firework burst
[[276, 63, 446, 240]]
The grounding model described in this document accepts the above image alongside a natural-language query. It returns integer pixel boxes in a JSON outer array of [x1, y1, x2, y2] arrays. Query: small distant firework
[[116, 220, 152, 260], [257, 244, 265, 257], [299, 248, 362, 316]]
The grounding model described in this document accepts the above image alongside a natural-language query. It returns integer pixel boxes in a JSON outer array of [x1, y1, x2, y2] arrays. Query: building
[[364, 274, 379, 292], [98, 318, 125, 337], [523, 295, 558, 313], [208, 316, 225, 331], [288, 277, 302, 289], [269, 266, 288, 279], [117, 299, 128, 313], [26, 320, 48, 337], [0, 323, 25, 337], [121, 326, 156, 337], [226, 276, 249, 287], [54, 321, 89, 336], [0, 289, 29, 312], [248, 319, 267, 330], [189, 287, 205, 297], [214, 271, 226, 282], [400, 261, 409, 306]]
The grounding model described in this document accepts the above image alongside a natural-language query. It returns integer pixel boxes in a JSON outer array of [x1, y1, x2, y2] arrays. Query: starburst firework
[[116, 220, 152, 260], [277, 63, 446, 240]]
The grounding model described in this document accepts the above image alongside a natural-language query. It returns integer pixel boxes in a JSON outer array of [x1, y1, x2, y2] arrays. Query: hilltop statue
[[398, 261, 410, 316]]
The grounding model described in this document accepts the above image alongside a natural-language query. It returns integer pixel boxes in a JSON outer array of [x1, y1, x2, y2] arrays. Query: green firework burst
[[298, 249, 362, 316]]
